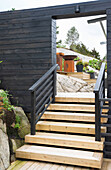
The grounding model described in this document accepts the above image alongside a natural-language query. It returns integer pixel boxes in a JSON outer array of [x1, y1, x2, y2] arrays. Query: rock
[[0, 119, 10, 170], [11, 139, 24, 153], [57, 81, 65, 92], [13, 107, 30, 138], [0, 118, 6, 133], [10, 154, 16, 163], [57, 73, 95, 93]]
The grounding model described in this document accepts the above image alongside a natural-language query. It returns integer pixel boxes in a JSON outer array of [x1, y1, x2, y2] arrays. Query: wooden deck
[[8, 159, 111, 170]]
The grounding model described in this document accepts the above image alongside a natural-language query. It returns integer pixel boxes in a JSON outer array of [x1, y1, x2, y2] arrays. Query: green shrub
[[83, 61, 89, 67], [76, 59, 83, 65], [0, 90, 14, 111], [14, 115, 21, 129], [83, 67, 86, 72], [62, 58, 64, 71], [105, 63, 107, 71], [74, 56, 80, 61], [87, 70, 95, 73], [88, 59, 102, 70]]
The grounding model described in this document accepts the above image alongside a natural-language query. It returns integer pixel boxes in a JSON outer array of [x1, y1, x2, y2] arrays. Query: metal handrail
[[94, 62, 106, 141], [29, 64, 58, 135], [29, 64, 58, 91]]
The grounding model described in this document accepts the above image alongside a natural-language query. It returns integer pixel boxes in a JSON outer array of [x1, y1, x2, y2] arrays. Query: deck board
[[8, 159, 111, 170]]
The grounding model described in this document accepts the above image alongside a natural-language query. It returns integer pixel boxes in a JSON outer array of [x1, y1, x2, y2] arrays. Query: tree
[[90, 48, 100, 60], [56, 26, 62, 45], [56, 26, 66, 48], [65, 26, 79, 48]]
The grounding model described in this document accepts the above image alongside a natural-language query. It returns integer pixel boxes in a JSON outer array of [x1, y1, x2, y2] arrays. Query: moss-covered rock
[[11, 139, 24, 153], [13, 107, 30, 138]]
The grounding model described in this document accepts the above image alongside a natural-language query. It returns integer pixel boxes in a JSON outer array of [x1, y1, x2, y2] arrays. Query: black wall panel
[[0, 0, 111, 113], [0, 11, 53, 112]]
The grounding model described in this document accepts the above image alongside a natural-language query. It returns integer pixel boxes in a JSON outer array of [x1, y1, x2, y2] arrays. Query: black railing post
[[31, 91, 36, 135], [52, 68, 57, 103], [103, 69, 105, 99], [95, 91, 101, 141]]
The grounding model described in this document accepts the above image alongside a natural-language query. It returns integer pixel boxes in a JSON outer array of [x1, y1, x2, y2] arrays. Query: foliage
[[74, 56, 80, 61], [72, 42, 91, 56], [65, 26, 79, 47], [87, 70, 95, 73], [83, 67, 86, 72], [76, 59, 83, 66], [0, 90, 14, 111], [103, 55, 107, 62], [56, 43, 66, 48], [14, 115, 21, 129], [8, 8, 15, 12], [90, 48, 100, 60], [72, 42, 100, 59], [88, 59, 102, 70], [62, 59, 64, 71], [56, 26, 62, 45], [12, 8, 15, 11], [83, 61, 89, 67], [105, 63, 107, 71], [56, 26, 59, 35], [56, 26, 66, 48]]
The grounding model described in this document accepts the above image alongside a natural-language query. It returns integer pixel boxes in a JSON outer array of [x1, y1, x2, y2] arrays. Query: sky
[[0, 0, 107, 58]]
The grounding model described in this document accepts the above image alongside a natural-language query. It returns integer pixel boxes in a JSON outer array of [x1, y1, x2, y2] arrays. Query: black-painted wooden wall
[[107, 9, 111, 98], [0, 0, 111, 113], [0, 10, 56, 112], [105, 9, 111, 158]]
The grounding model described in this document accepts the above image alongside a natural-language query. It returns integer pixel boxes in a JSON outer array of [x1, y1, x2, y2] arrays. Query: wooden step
[[84, 79, 96, 84], [47, 103, 95, 112], [42, 111, 95, 122], [47, 103, 108, 113], [55, 96, 95, 103], [36, 121, 106, 135], [25, 132, 104, 151], [16, 145, 103, 169], [41, 111, 107, 123]]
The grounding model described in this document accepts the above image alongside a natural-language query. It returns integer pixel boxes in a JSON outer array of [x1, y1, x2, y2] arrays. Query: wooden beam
[[87, 16, 106, 24], [0, 0, 110, 20]]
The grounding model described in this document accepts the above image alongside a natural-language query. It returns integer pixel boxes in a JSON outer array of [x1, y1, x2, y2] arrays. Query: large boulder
[[11, 139, 24, 153], [13, 107, 30, 138], [57, 73, 95, 93], [0, 119, 10, 170]]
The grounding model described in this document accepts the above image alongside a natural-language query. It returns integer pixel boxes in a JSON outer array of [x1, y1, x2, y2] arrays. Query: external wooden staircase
[[16, 93, 107, 169]]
